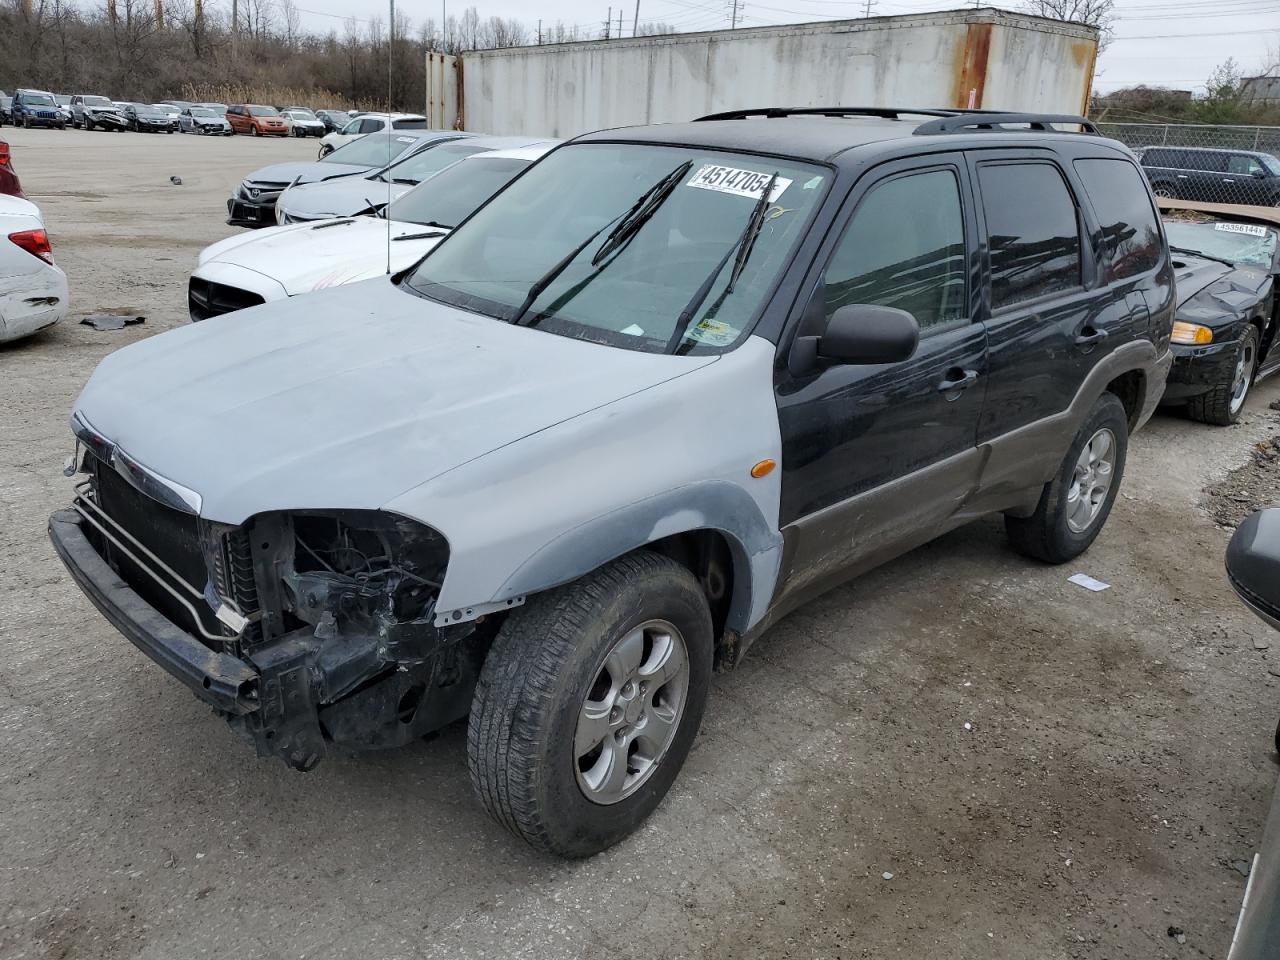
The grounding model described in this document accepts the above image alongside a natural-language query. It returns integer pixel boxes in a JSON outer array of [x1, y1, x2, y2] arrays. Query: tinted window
[[1228, 155, 1264, 176], [1192, 152, 1227, 173], [391, 118, 429, 130], [979, 163, 1082, 309], [358, 118, 383, 134], [1074, 158, 1162, 282], [390, 156, 532, 228], [823, 169, 968, 331]]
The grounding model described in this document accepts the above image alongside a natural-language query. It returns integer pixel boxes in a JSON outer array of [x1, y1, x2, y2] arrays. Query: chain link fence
[[1096, 122, 1280, 207]]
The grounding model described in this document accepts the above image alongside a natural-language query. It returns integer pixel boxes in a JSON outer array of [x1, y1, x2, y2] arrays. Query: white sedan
[[317, 113, 429, 157], [281, 108, 326, 138], [1, 195, 68, 343], [188, 143, 556, 322]]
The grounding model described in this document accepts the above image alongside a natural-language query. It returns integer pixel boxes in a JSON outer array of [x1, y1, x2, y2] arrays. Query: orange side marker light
[[750, 459, 776, 479]]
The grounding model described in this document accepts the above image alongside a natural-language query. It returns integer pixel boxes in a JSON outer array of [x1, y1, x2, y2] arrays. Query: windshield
[[249, 105, 280, 117], [325, 133, 425, 167], [389, 156, 532, 228], [287, 109, 317, 120], [134, 105, 164, 117], [190, 108, 217, 117], [54, 95, 70, 105], [381, 140, 487, 184], [405, 143, 829, 354], [84, 96, 113, 107], [25, 94, 55, 106], [1262, 154, 1280, 177], [1165, 219, 1278, 268]]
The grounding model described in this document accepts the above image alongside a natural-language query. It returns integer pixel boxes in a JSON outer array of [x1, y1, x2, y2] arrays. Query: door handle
[[1074, 326, 1108, 348], [936, 368, 979, 395], [1224, 179, 1236, 184], [1177, 175, 1189, 179]]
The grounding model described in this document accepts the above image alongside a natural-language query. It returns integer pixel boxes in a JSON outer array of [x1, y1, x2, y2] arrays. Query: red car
[[0, 138, 24, 198]]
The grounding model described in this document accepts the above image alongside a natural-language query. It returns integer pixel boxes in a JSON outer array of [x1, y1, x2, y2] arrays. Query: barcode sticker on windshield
[[1214, 222, 1269, 237], [686, 165, 792, 202]]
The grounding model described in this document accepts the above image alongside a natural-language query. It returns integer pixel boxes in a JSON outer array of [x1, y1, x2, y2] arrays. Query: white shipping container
[[426, 8, 1099, 138]]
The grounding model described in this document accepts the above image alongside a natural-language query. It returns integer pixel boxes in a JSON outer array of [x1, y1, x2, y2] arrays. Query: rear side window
[[978, 162, 1082, 310], [1193, 152, 1227, 173], [823, 168, 968, 332], [358, 118, 383, 134], [1073, 158, 1163, 282], [392, 118, 429, 130]]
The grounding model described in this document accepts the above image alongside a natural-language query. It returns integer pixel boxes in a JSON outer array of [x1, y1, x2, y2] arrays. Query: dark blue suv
[[12, 89, 67, 129]]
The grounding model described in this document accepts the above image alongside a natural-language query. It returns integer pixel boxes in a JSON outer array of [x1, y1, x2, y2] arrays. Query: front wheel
[[1188, 325, 1260, 426], [252, 125, 260, 137], [1006, 392, 1129, 564], [468, 551, 713, 858]]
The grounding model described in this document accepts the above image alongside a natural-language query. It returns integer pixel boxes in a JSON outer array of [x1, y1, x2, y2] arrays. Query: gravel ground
[[2, 126, 1280, 960]]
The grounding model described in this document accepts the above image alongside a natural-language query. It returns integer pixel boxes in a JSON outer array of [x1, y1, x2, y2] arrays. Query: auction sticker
[[687, 317, 738, 346], [687, 164, 792, 202], [1214, 222, 1270, 237]]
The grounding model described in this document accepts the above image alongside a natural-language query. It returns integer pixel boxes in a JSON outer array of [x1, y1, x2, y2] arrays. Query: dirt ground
[[2, 126, 1280, 960]]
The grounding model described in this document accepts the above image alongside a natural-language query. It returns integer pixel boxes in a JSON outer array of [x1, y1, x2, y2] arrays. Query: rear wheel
[[468, 551, 713, 858], [1006, 392, 1129, 564], [1151, 183, 1178, 199], [1188, 325, 1260, 426]]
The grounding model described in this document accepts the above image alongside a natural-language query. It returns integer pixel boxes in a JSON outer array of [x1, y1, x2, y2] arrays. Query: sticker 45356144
[[686, 164, 792, 202], [1214, 222, 1270, 238]]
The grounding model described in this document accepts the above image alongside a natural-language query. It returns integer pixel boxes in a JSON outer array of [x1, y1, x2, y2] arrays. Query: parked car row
[[10, 106, 1279, 863]]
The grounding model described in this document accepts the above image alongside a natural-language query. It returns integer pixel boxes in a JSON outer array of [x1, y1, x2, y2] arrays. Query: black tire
[[84, 117, 93, 131], [1151, 182, 1178, 200], [252, 125, 261, 137], [468, 551, 713, 858], [1006, 392, 1129, 564], [1187, 325, 1260, 426]]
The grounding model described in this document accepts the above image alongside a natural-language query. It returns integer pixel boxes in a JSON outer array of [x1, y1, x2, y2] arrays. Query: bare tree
[[278, 0, 299, 49], [1022, 0, 1114, 52]]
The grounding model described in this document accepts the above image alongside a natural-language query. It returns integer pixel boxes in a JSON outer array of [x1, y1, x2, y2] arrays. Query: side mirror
[[1255, 169, 1269, 179], [1226, 508, 1280, 631], [818, 304, 920, 366]]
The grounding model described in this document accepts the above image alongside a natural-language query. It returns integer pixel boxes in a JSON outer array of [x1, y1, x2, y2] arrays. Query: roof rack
[[694, 106, 970, 122], [914, 113, 1100, 135]]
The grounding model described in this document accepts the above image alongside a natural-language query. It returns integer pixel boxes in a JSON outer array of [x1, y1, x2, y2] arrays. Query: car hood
[[1174, 253, 1271, 325], [278, 177, 412, 219], [203, 217, 447, 294], [243, 160, 370, 186], [73, 280, 715, 524], [1172, 252, 1234, 307]]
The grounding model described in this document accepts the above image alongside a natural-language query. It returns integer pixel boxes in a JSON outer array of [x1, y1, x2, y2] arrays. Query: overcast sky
[[292, 0, 1278, 94]]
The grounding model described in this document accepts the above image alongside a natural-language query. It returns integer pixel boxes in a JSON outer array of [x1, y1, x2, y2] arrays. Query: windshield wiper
[[393, 230, 448, 241], [509, 161, 696, 328], [591, 159, 693, 267], [665, 171, 780, 353], [1170, 245, 1235, 268]]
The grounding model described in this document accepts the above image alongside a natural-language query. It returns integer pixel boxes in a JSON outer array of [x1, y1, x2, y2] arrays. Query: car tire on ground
[[252, 125, 261, 137], [1187, 324, 1260, 426], [84, 117, 93, 131], [1006, 391, 1129, 565], [1151, 183, 1178, 199], [468, 550, 713, 858]]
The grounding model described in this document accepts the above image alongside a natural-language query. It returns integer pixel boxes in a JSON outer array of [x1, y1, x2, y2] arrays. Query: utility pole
[[862, 0, 875, 16], [604, 6, 611, 38], [537, 18, 542, 43], [632, 0, 639, 36], [728, 0, 742, 29]]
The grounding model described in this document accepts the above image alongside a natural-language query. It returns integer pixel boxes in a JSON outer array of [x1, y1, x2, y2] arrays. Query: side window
[[1228, 155, 1264, 176], [340, 119, 361, 135], [1195, 152, 1227, 173], [360, 118, 384, 134], [978, 162, 1082, 310], [823, 168, 968, 333], [1073, 158, 1163, 282], [1144, 149, 1171, 168]]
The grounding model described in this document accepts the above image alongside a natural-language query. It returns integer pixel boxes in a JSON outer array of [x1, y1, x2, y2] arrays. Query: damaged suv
[[50, 108, 1173, 857]]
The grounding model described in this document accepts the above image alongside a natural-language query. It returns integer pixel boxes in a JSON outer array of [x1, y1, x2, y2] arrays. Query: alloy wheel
[[574, 619, 690, 805], [1229, 335, 1258, 416], [1066, 428, 1116, 534]]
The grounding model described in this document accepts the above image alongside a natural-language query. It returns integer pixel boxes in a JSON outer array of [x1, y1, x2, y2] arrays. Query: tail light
[[0, 141, 10, 165], [9, 229, 53, 264]]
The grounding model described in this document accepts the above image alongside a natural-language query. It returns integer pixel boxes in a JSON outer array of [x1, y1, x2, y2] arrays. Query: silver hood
[[242, 160, 372, 187], [278, 176, 413, 220], [73, 280, 714, 524]]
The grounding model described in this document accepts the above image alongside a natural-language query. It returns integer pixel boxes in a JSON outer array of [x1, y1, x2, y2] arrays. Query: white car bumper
[[0, 261, 68, 343], [188, 261, 288, 322]]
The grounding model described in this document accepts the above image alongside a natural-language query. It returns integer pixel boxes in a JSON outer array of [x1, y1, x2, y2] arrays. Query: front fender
[[382, 336, 784, 633]]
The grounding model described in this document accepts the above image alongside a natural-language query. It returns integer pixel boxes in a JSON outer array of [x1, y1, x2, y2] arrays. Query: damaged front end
[[52, 441, 485, 772]]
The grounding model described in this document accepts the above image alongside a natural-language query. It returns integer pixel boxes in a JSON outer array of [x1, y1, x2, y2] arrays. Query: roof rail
[[914, 113, 1100, 136], [694, 106, 967, 122]]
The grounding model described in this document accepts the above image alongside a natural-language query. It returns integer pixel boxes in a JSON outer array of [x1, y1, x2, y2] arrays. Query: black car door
[[967, 153, 1147, 501], [1226, 154, 1269, 205], [771, 154, 987, 608]]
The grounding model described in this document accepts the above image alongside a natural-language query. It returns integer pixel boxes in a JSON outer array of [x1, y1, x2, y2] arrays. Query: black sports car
[[1158, 200, 1280, 425]]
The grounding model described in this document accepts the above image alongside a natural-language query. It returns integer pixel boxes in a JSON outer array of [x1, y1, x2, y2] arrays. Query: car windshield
[[249, 106, 280, 117], [55, 96, 70, 105], [134, 106, 164, 117], [1262, 155, 1280, 177], [25, 94, 54, 106], [1165, 219, 1278, 268], [83, 96, 113, 107], [379, 140, 487, 184], [325, 133, 424, 166], [389, 156, 533, 228], [288, 109, 317, 120], [405, 142, 830, 354], [190, 108, 217, 117]]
